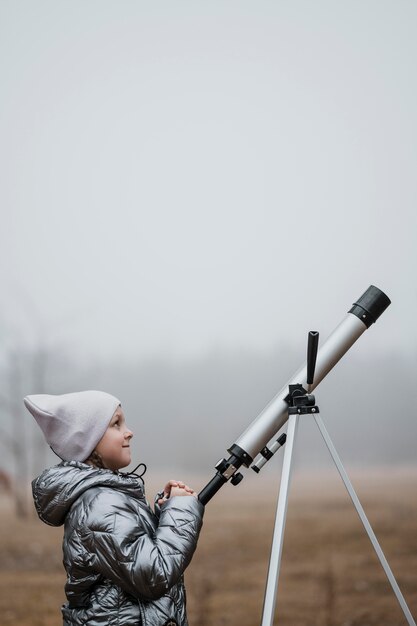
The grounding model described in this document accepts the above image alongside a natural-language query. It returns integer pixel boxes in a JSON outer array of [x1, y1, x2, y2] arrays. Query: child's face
[[95, 406, 134, 470]]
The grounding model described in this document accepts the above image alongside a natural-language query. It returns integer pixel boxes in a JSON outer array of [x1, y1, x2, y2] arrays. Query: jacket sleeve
[[79, 490, 204, 601]]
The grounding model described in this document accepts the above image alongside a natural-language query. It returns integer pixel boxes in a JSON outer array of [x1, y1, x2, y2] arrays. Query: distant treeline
[[1, 345, 414, 490]]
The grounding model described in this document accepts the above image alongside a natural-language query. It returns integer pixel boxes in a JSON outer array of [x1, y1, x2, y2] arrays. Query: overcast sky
[[1, 0, 416, 363]]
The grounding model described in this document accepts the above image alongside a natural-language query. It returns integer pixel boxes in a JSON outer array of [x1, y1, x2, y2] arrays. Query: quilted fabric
[[32, 461, 204, 625]]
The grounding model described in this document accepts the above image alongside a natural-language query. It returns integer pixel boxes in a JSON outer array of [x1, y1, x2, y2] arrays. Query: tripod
[[261, 337, 416, 626]]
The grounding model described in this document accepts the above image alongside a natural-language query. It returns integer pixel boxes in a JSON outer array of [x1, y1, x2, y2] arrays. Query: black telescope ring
[[349, 285, 391, 328]]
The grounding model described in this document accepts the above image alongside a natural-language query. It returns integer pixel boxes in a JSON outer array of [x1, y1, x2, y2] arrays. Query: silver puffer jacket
[[32, 461, 204, 626]]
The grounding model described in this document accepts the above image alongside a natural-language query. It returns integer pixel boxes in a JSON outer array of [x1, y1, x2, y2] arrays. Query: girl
[[24, 389, 204, 626]]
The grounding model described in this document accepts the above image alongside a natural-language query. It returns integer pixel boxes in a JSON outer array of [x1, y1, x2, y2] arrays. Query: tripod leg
[[314, 414, 416, 626], [261, 413, 299, 626]]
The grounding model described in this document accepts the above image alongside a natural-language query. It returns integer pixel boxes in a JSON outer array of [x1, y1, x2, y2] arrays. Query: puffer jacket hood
[[32, 461, 145, 527]]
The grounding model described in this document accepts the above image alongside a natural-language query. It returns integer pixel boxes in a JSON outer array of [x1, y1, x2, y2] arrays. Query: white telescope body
[[236, 313, 365, 462], [199, 285, 391, 505]]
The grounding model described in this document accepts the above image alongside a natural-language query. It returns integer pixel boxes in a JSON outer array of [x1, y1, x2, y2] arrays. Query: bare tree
[[0, 283, 63, 496], [30, 346, 48, 476], [0, 350, 30, 517]]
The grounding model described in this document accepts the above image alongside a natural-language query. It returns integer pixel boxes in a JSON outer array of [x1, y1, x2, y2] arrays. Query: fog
[[0, 1, 416, 482], [1, 339, 416, 483]]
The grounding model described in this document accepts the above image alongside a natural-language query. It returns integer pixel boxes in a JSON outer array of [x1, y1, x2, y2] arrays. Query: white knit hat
[[23, 390, 121, 461]]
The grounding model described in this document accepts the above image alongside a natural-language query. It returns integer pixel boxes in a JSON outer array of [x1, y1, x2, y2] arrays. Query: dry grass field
[[0, 467, 416, 626]]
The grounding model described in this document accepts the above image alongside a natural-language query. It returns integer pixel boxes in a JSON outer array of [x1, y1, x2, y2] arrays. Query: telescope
[[197, 285, 417, 626], [198, 285, 391, 505]]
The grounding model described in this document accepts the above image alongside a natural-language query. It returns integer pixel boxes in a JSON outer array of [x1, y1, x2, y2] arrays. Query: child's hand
[[170, 485, 197, 498], [157, 479, 197, 506]]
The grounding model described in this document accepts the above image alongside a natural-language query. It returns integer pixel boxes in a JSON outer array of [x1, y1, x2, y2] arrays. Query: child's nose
[[125, 429, 133, 440]]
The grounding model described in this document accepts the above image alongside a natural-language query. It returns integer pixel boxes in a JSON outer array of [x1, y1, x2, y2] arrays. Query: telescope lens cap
[[349, 285, 391, 328]]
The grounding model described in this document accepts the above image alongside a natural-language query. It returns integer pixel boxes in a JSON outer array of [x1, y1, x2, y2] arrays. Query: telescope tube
[[199, 285, 390, 505]]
